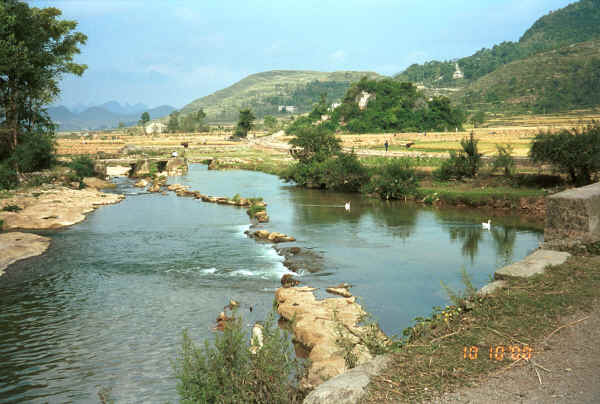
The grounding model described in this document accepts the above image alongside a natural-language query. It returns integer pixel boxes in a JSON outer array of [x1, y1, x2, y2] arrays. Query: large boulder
[[166, 157, 188, 176], [275, 286, 389, 390]]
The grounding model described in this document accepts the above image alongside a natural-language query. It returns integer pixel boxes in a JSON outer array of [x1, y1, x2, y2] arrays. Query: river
[[0, 164, 542, 403]]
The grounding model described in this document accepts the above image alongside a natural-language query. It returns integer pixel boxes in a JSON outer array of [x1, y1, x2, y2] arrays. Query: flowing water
[[0, 164, 543, 403]]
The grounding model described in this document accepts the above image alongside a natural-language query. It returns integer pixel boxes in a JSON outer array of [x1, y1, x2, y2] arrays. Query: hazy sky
[[30, 0, 575, 109]]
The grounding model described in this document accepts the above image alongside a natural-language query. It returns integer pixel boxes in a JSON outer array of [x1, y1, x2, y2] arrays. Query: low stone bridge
[[94, 157, 188, 178]]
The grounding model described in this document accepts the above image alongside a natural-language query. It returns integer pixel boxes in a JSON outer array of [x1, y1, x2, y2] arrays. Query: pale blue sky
[[31, 0, 575, 109]]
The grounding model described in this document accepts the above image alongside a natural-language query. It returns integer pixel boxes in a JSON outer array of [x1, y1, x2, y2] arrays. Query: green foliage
[[2, 204, 22, 212], [0, 0, 87, 158], [363, 159, 419, 200], [234, 109, 256, 138], [440, 267, 478, 309], [491, 144, 515, 177], [333, 78, 465, 133], [10, 130, 56, 173], [470, 111, 486, 128], [529, 122, 600, 185], [68, 155, 95, 179], [139, 111, 150, 126], [179, 70, 382, 122], [174, 311, 304, 404], [263, 115, 278, 132], [0, 162, 18, 190], [246, 204, 266, 217], [167, 111, 180, 133], [288, 125, 341, 164], [0, 219, 4, 231], [434, 133, 481, 180]]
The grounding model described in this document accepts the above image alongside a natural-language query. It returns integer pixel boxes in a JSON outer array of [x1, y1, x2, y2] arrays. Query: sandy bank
[[0, 181, 124, 276]]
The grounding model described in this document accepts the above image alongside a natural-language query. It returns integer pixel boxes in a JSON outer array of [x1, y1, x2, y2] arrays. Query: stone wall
[[544, 182, 600, 248]]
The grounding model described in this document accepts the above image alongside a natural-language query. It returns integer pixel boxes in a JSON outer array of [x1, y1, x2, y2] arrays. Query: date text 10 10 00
[[463, 345, 533, 361]]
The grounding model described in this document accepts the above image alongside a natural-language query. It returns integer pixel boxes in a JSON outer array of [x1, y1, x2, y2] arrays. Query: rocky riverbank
[[0, 180, 124, 276]]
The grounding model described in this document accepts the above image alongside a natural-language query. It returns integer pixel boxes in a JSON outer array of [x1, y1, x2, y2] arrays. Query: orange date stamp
[[463, 345, 533, 361]]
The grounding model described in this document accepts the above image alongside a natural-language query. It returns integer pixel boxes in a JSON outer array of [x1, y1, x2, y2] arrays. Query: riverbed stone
[[165, 157, 188, 176], [0, 186, 124, 231], [494, 249, 571, 280], [275, 286, 389, 390], [0, 232, 51, 276], [477, 280, 509, 296], [302, 354, 392, 404]]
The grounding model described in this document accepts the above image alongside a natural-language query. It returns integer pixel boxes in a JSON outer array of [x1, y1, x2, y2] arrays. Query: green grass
[[362, 254, 600, 402], [360, 156, 446, 168], [419, 185, 546, 203]]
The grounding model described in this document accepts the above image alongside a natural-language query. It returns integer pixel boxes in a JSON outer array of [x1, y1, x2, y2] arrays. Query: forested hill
[[458, 39, 600, 113], [395, 0, 600, 87], [179, 70, 384, 122]]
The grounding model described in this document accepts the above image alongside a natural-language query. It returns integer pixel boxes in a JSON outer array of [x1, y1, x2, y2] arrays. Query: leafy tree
[[530, 123, 600, 185], [139, 111, 150, 126], [470, 111, 486, 128], [0, 1, 87, 158], [167, 111, 180, 133], [263, 115, 277, 132], [491, 144, 515, 177], [234, 108, 255, 138], [288, 125, 341, 164], [196, 108, 206, 122]]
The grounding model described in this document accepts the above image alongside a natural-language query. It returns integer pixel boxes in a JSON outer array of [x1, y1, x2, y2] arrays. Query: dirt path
[[429, 302, 600, 404]]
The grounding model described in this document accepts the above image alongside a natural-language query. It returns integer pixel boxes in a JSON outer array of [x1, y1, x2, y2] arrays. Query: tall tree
[[167, 111, 180, 133], [0, 1, 87, 156], [139, 111, 150, 126], [234, 108, 255, 138]]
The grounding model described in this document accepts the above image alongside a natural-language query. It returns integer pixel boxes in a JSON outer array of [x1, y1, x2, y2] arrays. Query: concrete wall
[[544, 182, 600, 247]]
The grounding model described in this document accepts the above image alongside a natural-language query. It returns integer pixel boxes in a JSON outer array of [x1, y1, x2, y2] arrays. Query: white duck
[[482, 219, 491, 230], [344, 201, 351, 211]]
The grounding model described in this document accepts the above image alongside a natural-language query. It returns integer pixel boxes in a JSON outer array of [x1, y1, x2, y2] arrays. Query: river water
[[0, 164, 542, 403]]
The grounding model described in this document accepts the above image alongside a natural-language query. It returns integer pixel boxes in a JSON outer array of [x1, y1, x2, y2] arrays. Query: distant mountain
[[99, 101, 149, 115], [47, 103, 176, 131], [396, 0, 600, 90], [179, 70, 385, 122]]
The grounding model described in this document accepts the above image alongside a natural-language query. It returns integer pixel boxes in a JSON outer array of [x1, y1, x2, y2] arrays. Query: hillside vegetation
[[179, 70, 384, 122], [287, 78, 465, 134], [459, 40, 600, 113], [396, 0, 600, 91]]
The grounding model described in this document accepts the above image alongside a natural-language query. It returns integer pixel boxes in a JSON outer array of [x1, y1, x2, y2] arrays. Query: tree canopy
[[0, 0, 87, 158], [234, 108, 255, 138]]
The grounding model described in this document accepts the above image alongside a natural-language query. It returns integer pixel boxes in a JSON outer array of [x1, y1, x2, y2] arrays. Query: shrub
[[2, 204, 22, 212], [491, 144, 515, 177], [318, 152, 368, 192], [0, 219, 3, 231], [433, 133, 481, 180], [529, 123, 600, 185], [11, 130, 56, 173], [0, 162, 19, 190], [68, 156, 96, 179], [174, 311, 305, 404], [363, 159, 418, 199]]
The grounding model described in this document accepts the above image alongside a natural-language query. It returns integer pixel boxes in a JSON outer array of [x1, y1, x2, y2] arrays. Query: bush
[[174, 311, 305, 404], [11, 130, 56, 173], [433, 132, 481, 180], [0, 162, 19, 190], [68, 156, 96, 179], [530, 123, 600, 185], [319, 152, 368, 192], [363, 159, 418, 199], [491, 144, 515, 177]]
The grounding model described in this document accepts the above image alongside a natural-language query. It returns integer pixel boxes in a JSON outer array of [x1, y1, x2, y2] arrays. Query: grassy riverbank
[[361, 251, 600, 402]]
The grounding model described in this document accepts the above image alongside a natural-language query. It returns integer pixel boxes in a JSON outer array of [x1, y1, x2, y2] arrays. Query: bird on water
[[344, 201, 351, 211], [482, 219, 491, 230]]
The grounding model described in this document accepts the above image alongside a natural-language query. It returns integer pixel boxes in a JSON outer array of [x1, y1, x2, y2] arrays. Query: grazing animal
[[482, 219, 491, 230], [345, 201, 351, 211]]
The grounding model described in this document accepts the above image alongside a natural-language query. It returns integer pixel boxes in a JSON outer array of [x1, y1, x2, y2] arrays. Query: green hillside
[[395, 0, 600, 88], [179, 70, 384, 122], [459, 40, 600, 113]]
